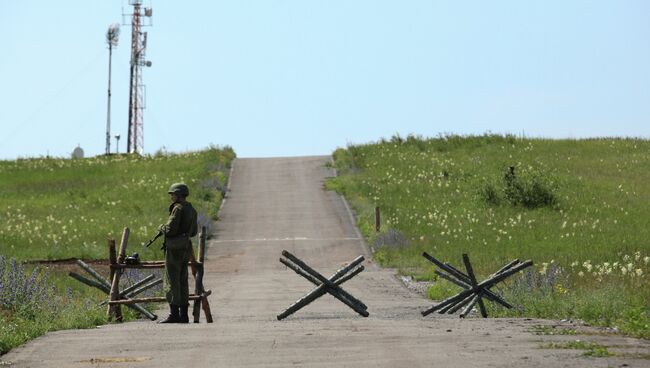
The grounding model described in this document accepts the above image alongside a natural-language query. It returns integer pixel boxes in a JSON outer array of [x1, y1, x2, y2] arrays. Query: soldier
[[158, 183, 198, 323]]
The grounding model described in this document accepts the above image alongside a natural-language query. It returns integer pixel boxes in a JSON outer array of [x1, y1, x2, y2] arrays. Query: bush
[[480, 166, 558, 209], [504, 167, 557, 209]]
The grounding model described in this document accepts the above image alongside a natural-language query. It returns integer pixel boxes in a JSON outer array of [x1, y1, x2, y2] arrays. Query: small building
[[71, 145, 84, 159]]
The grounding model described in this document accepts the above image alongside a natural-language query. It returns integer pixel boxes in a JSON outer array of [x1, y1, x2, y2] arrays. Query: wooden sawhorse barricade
[[106, 227, 213, 323]]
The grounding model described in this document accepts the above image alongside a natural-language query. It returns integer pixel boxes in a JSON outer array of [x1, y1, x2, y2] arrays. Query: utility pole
[[115, 134, 121, 154], [125, 1, 152, 154], [105, 24, 120, 155]]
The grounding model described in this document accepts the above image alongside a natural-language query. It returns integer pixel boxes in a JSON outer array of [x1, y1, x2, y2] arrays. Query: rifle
[[143, 230, 163, 248]]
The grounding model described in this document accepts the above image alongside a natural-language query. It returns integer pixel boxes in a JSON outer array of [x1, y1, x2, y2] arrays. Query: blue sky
[[1, 0, 649, 159]]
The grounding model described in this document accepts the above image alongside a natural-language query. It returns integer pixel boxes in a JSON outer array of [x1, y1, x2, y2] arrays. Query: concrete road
[[5, 157, 648, 367]]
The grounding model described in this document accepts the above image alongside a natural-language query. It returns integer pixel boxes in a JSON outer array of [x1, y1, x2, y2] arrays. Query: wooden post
[[106, 238, 117, 321], [193, 226, 213, 323], [108, 228, 129, 321], [198, 226, 206, 263], [117, 227, 130, 264], [375, 206, 380, 232]]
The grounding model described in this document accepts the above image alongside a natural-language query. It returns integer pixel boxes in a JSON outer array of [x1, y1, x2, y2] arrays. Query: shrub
[[480, 166, 558, 209]]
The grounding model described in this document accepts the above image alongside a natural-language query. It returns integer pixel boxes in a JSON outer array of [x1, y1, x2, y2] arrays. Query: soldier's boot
[[158, 304, 180, 323], [179, 304, 189, 323]]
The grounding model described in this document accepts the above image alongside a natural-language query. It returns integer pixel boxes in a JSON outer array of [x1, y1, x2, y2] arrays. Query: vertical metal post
[[105, 44, 113, 155]]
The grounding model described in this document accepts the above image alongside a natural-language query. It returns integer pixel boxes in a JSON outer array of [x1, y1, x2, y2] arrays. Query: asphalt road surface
[[5, 157, 648, 367]]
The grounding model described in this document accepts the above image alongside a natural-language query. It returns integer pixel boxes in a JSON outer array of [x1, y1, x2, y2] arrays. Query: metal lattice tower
[[125, 1, 152, 155]]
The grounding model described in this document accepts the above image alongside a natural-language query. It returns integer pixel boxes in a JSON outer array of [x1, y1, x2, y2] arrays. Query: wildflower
[[644, 256, 650, 265], [578, 271, 584, 277], [635, 269, 643, 277], [539, 262, 548, 275]]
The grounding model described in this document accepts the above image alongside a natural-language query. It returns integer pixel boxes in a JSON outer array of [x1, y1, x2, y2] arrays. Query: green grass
[[0, 146, 235, 355], [0, 146, 235, 260], [542, 340, 614, 357], [328, 134, 650, 339], [530, 325, 577, 336]]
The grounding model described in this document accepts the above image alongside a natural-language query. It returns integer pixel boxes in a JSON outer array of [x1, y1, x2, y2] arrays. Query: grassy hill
[[0, 146, 235, 354], [0, 147, 235, 260], [328, 135, 649, 338]]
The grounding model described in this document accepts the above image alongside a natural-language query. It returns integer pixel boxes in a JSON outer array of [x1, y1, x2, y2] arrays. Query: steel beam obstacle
[[277, 250, 369, 320], [421, 252, 533, 318]]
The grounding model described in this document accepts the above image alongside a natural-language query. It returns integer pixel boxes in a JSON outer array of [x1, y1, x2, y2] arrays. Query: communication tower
[[124, 1, 152, 154]]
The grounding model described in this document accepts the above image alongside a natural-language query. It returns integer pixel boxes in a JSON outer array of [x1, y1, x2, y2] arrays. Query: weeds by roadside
[[0, 256, 110, 354], [541, 340, 614, 357]]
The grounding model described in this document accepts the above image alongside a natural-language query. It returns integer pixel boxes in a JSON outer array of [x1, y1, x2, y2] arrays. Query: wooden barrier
[[277, 250, 368, 320], [420, 252, 532, 318], [70, 226, 213, 323]]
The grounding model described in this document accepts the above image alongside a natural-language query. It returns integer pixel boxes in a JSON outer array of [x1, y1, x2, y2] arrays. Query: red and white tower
[[125, 1, 152, 154]]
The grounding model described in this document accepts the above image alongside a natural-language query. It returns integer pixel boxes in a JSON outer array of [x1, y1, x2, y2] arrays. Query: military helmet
[[168, 183, 190, 197]]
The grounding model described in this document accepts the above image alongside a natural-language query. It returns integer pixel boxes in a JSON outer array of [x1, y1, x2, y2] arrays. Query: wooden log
[[492, 259, 520, 277], [423, 252, 471, 284], [375, 206, 380, 232], [279, 258, 367, 310], [110, 261, 201, 269], [281, 251, 367, 310], [445, 293, 475, 314], [126, 302, 157, 320], [108, 228, 130, 321], [192, 263, 204, 323], [120, 274, 156, 296], [76, 260, 111, 287], [126, 278, 162, 298], [201, 296, 213, 323], [277, 284, 330, 320], [460, 294, 480, 318], [108, 272, 123, 321], [108, 291, 211, 305], [198, 279, 213, 324], [477, 260, 533, 290], [188, 246, 198, 278], [193, 227, 208, 323], [117, 227, 130, 264], [69, 272, 110, 294], [198, 226, 206, 263], [462, 254, 488, 318], [331, 266, 364, 286], [106, 238, 119, 321]]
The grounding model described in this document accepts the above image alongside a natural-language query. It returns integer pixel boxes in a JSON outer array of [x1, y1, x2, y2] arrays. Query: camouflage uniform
[[158, 183, 197, 323], [161, 201, 198, 306]]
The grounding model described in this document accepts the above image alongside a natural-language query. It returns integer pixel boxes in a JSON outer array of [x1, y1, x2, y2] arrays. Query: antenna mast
[[125, 0, 152, 155], [105, 23, 120, 155]]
